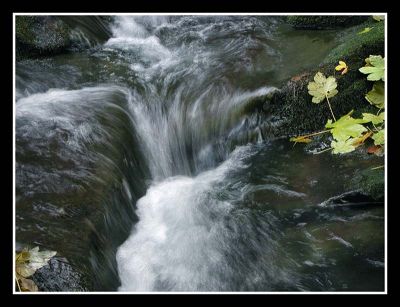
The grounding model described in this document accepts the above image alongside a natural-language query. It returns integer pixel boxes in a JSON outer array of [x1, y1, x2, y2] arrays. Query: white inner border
[[13, 12, 388, 295]]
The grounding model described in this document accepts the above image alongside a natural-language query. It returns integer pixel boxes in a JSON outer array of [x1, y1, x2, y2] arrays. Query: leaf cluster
[[15, 246, 56, 292]]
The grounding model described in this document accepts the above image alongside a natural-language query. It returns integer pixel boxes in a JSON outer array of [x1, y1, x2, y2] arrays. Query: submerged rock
[[287, 16, 368, 29], [318, 190, 383, 208], [349, 168, 385, 201]]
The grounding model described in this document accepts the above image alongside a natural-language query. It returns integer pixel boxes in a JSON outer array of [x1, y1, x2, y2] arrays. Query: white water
[[117, 146, 254, 291], [106, 16, 289, 291]]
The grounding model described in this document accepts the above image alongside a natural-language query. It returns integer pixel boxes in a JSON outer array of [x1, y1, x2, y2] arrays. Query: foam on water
[[117, 146, 255, 291]]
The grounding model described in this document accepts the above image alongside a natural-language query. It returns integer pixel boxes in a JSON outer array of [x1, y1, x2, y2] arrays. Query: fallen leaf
[[290, 136, 312, 143], [308, 72, 338, 103], [362, 112, 385, 125], [372, 129, 384, 146], [325, 111, 368, 141], [331, 138, 357, 154], [358, 27, 373, 34], [359, 55, 385, 81], [367, 145, 381, 154], [365, 81, 385, 109], [352, 131, 373, 146], [19, 276, 39, 292], [335, 61, 348, 74], [372, 15, 385, 21]]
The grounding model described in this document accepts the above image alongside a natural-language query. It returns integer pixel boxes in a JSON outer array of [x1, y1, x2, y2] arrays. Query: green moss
[[324, 20, 385, 65], [287, 16, 368, 30]]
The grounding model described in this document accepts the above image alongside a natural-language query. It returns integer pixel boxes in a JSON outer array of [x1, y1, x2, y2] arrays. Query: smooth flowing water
[[15, 16, 384, 291]]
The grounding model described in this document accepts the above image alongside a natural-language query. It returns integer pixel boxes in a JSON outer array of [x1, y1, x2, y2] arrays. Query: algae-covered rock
[[323, 19, 385, 65], [16, 16, 72, 59], [287, 16, 368, 29]]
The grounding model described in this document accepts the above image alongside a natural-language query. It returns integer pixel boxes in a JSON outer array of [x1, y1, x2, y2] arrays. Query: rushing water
[[16, 16, 384, 291]]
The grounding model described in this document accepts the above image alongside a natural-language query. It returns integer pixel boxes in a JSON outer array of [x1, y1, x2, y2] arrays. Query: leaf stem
[[325, 96, 336, 122], [371, 165, 384, 170], [15, 276, 21, 292], [295, 130, 331, 139], [314, 147, 333, 155]]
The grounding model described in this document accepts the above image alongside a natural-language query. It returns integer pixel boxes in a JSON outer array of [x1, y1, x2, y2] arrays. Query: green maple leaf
[[372, 129, 385, 145], [307, 72, 338, 103], [359, 55, 385, 81], [362, 112, 385, 125], [365, 81, 385, 109], [325, 111, 368, 141], [331, 138, 357, 154]]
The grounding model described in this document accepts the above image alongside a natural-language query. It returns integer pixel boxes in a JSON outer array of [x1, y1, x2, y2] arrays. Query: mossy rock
[[16, 16, 72, 59], [349, 168, 384, 201], [323, 19, 385, 65], [287, 16, 368, 29], [261, 19, 384, 138]]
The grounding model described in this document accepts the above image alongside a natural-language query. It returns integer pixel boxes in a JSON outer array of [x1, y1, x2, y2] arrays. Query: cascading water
[[15, 15, 384, 292]]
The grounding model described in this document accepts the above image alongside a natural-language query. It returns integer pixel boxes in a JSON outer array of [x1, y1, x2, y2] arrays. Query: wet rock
[[287, 16, 368, 29], [349, 168, 384, 201], [32, 257, 87, 291], [16, 16, 72, 59], [318, 190, 383, 209]]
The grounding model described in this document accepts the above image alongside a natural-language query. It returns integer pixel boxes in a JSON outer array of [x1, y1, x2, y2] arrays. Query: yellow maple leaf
[[335, 61, 348, 75]]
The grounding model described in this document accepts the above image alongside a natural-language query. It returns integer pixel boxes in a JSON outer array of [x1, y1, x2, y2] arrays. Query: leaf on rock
[[290, 136, 312, 144], [27, 247, 57, 271], [335, 61, 348, 74], [362, 112, 385, 125], [352, 131, 373, 146], [15, 246, 57, 291], [372, 129, 385, 146], [325, 111, 368, 141], [359, 55, 385, 81], [365, 81, 385, 109], [16, 250, 30, 264], [331, 138, 356, 154], [307, 72, 338, 103], [367, 145, 382, 155], [19, 276, 39, 292], [16, 263, 36, 278], [358, 27, 373, 34], [372, 15, 385, 21]]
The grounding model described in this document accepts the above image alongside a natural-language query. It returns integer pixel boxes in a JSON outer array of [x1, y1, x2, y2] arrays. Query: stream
[[15, 15, 384, 292]]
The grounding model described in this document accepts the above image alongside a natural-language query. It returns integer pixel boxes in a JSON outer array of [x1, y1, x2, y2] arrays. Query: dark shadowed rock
[[287, 16, 368, 29], [32, 257, 87, 291], [16, 16, 72, 59]]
